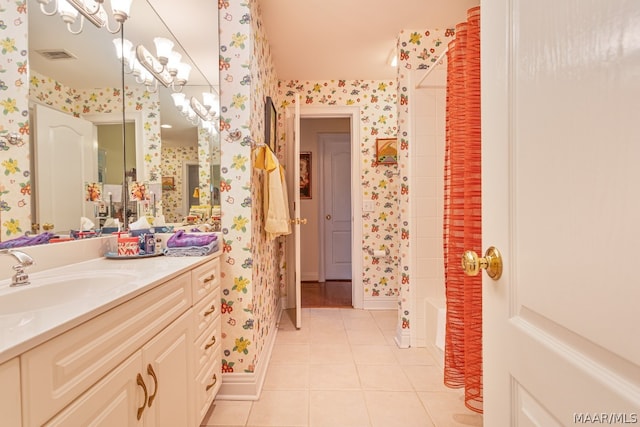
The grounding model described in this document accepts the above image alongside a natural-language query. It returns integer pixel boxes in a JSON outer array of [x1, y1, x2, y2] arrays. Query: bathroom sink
[[0, 271, 139, 315]]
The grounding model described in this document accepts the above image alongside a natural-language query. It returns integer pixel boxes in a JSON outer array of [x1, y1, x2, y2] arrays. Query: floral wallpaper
[[161, 145, 198, 223], [0, 0, 30, 239], [197, 126, 212, 206], [396, 29, 456, 333], [278, 80, 399, 302], [218, 0, 280, 375]]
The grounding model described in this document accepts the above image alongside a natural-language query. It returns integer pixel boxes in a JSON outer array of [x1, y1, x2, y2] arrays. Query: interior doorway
[[183, 161, 199, 216], [299, 118, 351, 307]]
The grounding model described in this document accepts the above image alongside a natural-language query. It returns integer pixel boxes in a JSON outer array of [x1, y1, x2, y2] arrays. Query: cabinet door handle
[[205, 335, 216, 349], [206, 374, 217, 391], [147, 364, 159, 408], [203, 274, 215, 283], [204, 304, 216, 316], [136, 373, 148, 420]]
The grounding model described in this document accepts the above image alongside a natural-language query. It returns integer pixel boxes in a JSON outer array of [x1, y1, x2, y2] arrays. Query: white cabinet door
[[45, 352, 142, 427], [0, 358, 21, 427], [142, 310, 195, 427]]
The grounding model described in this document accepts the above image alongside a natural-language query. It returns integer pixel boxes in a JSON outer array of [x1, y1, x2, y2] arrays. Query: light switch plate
[[363, 200, 375, 212]]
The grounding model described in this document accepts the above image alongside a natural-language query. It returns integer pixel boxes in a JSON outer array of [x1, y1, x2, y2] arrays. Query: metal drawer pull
[[136, 373, 148, 420], [206, 374, 217, 391], [205, 335, 216, 349], [204, 304, 216, 316], [147, 364, 158, 407], [203, 274, 215, 283]]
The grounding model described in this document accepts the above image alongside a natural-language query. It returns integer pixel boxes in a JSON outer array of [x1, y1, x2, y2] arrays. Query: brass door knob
[[461, 246, 503, 280], [42, 223, 54, 231], [300, 218, 307, 225], [325, 215, 331, 220]]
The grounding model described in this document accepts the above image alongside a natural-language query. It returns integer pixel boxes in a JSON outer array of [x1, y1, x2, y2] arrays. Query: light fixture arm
[[37, 0, 59, 16], [63, 16, 85, 35]]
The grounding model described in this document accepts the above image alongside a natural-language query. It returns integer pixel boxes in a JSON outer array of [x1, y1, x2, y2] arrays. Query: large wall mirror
[[24, 0, 220, 237]]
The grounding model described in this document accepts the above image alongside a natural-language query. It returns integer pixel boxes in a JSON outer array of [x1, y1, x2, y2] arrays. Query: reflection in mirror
[[18, 0, 220, 243]]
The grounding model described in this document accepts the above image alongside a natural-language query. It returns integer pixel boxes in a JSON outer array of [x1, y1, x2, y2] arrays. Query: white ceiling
[[258, 0, 480, 80]]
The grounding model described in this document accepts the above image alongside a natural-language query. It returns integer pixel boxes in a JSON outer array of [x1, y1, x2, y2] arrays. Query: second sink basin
[[0, 270, 139, 315]]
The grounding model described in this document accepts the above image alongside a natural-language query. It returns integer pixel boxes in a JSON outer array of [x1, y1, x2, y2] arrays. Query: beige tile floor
[[202, 308, 483, 427]]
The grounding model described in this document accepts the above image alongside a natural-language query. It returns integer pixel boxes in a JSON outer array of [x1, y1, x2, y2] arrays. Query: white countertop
[[0, 249, 221, 364]]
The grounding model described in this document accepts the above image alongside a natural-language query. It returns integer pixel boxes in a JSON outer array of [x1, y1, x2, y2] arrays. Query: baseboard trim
[[216, 299, 282, 400], [363, 298, 396, 310], [394, 323, 411, 349], [301, 272, 319, 282]]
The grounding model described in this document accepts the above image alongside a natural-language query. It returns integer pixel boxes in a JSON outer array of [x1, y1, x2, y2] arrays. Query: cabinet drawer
[[21, 272, 192, 427], [191, 258, 220, 303], [195, 357, 221, 424], [193, 285, 220, 339], [194, 318, 220, 374]]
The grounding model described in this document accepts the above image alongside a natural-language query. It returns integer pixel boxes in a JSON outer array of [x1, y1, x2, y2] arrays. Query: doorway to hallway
[[299, 118, 352, 308], [301, 280, 352, 308]]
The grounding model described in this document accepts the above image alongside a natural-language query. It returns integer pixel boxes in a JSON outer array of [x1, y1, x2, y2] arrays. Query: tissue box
[[117, 237, 139, 256]]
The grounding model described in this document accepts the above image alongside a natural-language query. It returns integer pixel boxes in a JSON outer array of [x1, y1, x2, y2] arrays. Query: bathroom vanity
[[0, 238, 222, 426]]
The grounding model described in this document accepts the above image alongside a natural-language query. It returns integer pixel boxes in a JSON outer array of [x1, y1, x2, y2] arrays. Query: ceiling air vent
[[36, 49, 77, 61]]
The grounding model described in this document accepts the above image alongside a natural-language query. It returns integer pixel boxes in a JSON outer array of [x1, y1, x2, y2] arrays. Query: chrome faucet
[[0, 249, 34, 286]]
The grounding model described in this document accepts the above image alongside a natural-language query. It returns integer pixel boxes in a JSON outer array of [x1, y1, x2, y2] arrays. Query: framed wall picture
[[265, 96, 277, 152], [162, 176, 175, 191], [375, 138, 398, 164], [300, 152, 312, 199]]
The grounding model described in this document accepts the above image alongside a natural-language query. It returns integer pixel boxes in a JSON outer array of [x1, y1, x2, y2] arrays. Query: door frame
[[317, 132, 352, 282], [182, 160, 199, 216], [82, 110, 146, 182], [287, 105, 363, 309]]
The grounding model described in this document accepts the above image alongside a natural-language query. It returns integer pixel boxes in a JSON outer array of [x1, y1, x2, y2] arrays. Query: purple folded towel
[[0, 232, 54, 249], [166, 230, 217, 248]]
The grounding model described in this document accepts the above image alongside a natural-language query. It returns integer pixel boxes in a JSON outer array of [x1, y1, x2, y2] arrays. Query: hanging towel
[[253, 146, 292, 240]]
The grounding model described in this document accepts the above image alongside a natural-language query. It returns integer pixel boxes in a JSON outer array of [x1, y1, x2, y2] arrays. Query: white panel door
[[482, 0, 640, 425], [322, 133, 352, 280], [34, 104, 97, 233], [286, 94, 302, 328]]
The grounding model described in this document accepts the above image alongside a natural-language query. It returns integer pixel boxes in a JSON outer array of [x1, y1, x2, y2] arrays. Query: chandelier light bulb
[[166, 51, 182, 75], [58, 0, 79, 22], [153, 37, 174, 65], [171, 93, 186, 110], [175, 62, 192, 85], [109, 0, 132, 22]]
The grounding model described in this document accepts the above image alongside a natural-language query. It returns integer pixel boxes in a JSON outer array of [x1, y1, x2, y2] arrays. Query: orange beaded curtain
[[443, 6, 483, 414]]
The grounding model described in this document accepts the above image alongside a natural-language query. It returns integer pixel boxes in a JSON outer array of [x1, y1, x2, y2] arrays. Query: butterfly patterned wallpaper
[[161, 145, 198, 223], [396, 28, 456, 337], [277, 80, 400, 305], [217, 0, 281, 375], [0, 0, 29, 239]]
